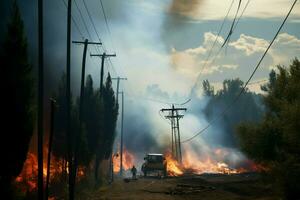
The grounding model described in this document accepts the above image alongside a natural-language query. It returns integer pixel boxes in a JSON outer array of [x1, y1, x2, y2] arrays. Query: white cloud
[[229, 34, 269, 56], [165, 0, 300, 20], [170, 32, 300, 80]]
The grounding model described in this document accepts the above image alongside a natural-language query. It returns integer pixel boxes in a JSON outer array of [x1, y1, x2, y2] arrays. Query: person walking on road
[[131, 165, 137, 180]]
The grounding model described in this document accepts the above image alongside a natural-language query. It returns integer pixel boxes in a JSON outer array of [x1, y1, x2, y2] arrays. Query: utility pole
[[46, 98, 56, 200], [111, 77, 127, 176], [37, 0, 44, 199], [119, 92, 124, 176], [90, 53, 116, 96], [111, 77, 127, 107], [71, 39, 102, 193], [66, 1, 73, 199], [111, 78, 126, 177], [161, 105, 187, 163]]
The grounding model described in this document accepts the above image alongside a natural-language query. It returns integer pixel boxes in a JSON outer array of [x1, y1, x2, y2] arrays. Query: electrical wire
[[181, 0, 298, 143]]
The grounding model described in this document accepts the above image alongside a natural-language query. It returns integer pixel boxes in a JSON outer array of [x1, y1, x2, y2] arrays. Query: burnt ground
[[82, 173, 278, 200]]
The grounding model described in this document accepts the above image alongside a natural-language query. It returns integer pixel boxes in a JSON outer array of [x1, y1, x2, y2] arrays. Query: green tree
[[102, 73, 119, 159], [83, 75, 101, 158], [236, 58, 300, 199], [202, 79, 214, 96], [94, 73, 118, 181], [0, 1, 35, 196], [203, 79, 263, 147]]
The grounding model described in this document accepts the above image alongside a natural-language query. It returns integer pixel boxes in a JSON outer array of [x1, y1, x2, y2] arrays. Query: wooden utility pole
[[71, 39, 102, 194], [90, 53, 116, 96], [112, 77, 127, 107], [46, 98, 56, 200], [111, 77, 126, 176], [38, 0, 44, 199], [161, 105, 187, 163], [66, 0, 73, 199], [119, 92, 124, 176]]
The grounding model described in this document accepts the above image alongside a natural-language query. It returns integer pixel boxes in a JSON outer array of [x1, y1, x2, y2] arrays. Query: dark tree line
[[52, 73, 118, 183], [0, 1, 119, 198], [0, 1, 35, 198], [236, 58, 300, 199], [201, 78, 263, 148]]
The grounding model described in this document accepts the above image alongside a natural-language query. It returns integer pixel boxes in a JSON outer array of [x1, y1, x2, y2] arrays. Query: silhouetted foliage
[[236, 58, 300, 199], [0, 1, 34, 197], [203, 78, 263, 147], [82, 75, 102, 159], [102, 73, 119, 159], [95, 73, 118, 181], [53, 73, 68, 161], [202, 79, 214, 97], [52, 73, 119, 182]]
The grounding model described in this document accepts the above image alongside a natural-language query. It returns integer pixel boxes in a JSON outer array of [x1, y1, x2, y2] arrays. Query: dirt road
[[88, 173, 276, 200]]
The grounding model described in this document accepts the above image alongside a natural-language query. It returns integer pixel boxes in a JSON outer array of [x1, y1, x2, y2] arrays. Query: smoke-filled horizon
[[1, 0, 299, 170]]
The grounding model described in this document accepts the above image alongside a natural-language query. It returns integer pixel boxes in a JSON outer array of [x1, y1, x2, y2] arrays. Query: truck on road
[[141, 153, 167, 177]]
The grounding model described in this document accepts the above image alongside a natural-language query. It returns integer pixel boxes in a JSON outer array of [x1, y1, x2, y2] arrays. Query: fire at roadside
[[111, 147, 267, 178], [14, 151, 85, 193], [14, 143, 267, 196], [165, 148, 267, 177]]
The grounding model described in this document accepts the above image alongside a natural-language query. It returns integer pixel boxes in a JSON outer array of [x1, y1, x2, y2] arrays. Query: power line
[[196, 0, 235, 80], [61, 0, 84, 39], [82, 0, 106, 57], [233, 0, 251, 30], [224, 0, 251, 53], [181, 0, 298, 144], [222, 0, 242, 47], [191, 0, 251, 95], [82, 0, 112, 59], [82, 0, 102, 44], [74, 0, 93, 41], [80, 0, 119, 79], [98, 0, 123, 80], [99, 0, 115, 49]]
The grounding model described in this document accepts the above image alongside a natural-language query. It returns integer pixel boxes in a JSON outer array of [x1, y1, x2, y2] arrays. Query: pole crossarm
[[72, 40, 102, 45], [161, 108, 187, 112], [112, 77, 127, 80], [90, 53, 116, 57], [165, 115, 184, 119]]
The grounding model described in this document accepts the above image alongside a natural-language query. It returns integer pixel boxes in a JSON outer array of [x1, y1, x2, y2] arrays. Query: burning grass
[[165, 147, 266, 176]]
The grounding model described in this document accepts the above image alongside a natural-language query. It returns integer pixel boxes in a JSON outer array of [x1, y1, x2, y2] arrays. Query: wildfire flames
[[113, 148, 135, 173], [15, 151, 84, 192], [15, 146, 264, 191], [165, 148, 265, 176]]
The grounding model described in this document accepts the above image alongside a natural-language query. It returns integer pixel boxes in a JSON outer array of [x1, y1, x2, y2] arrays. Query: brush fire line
[[14, 152, 85, 192], [15, 147, 265, 191]]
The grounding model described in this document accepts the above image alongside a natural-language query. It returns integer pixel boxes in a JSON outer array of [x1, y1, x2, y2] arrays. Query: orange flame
[[165, 153, 183, 176], [165, 147, 265, 176], [15, 151, 85, 192], [113, 148, 135, 173]]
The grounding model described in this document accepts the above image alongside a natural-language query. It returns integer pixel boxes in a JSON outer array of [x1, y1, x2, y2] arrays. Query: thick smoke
[[161, 0, 206, 51], [169, 0, 205, 16], [2, 0, 255, 171]]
